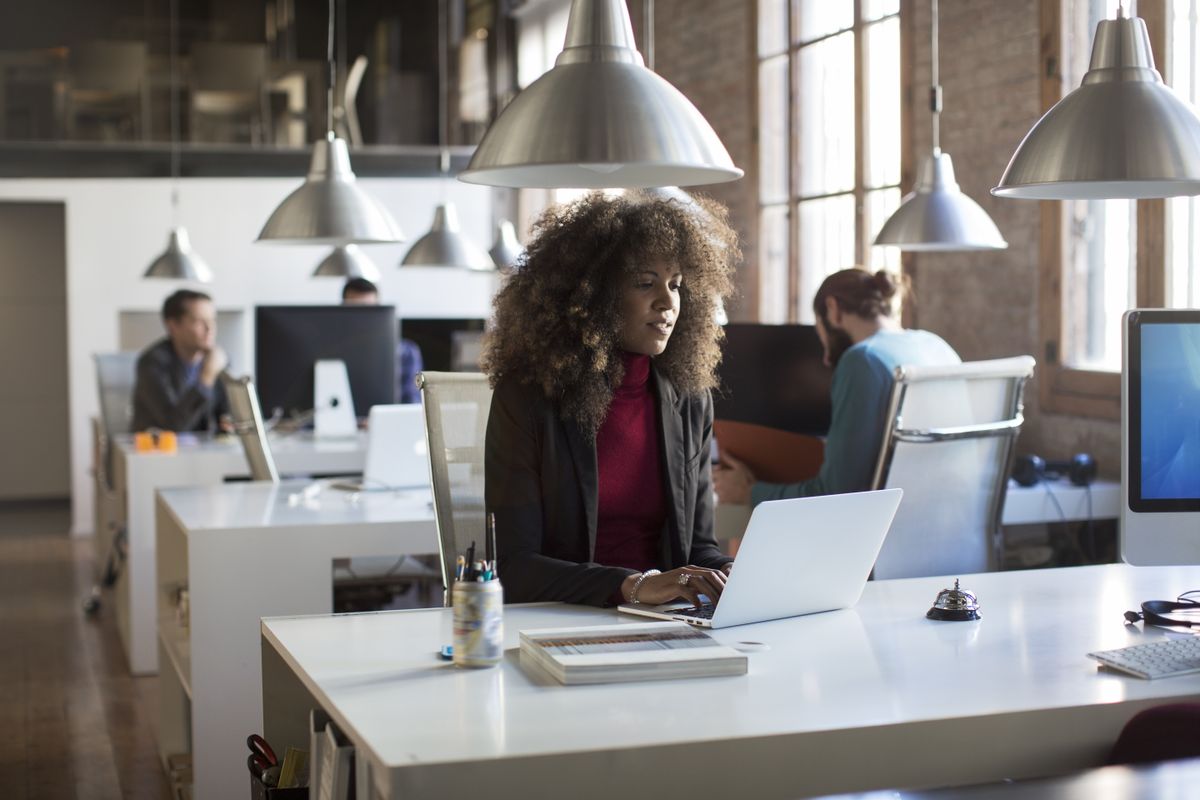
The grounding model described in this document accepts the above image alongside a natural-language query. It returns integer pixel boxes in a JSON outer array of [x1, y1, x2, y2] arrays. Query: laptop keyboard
[[674, 603, 716, 620]]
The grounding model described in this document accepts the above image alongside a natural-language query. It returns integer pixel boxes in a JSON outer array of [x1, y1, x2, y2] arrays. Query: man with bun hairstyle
[[713, 268, 960, 505]]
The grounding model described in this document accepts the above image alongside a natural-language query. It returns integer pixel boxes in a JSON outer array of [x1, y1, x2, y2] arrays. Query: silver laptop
[[332, 404, 430, 491], [619, 489, 903, 628]]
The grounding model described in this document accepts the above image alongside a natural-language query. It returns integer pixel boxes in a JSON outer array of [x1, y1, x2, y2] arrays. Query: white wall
[[0, 175, 497, 534]]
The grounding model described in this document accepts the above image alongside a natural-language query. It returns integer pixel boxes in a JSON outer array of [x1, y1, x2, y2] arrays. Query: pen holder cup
[[452, 579, 504, 668]]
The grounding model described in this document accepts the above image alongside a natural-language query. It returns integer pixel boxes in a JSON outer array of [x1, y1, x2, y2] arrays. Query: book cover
[[519, 622, 747, 685]]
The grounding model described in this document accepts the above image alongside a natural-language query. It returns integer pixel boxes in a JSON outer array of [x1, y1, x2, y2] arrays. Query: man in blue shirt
[[713, 268, 960, 505], [341, 278, 424, 403]]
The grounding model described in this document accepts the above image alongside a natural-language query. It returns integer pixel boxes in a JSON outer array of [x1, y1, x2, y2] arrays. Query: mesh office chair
[[869, 356, 1036, 580], [86, 352, 140, 613], [222, 374, 279, 482], [189, 42, 271, 144], [417, 371, 493, 602]]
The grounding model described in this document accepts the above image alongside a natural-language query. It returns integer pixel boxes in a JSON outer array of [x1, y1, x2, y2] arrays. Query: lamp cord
[[169, 0, 179, 224], [438, 0, 449, 175], [644, 0, 655, 71], [930, 0, 941, 152], [327, 0, 335, 135]]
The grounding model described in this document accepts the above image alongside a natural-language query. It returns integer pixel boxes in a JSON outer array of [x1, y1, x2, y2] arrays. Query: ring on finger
[[678, 573, 691, 585]]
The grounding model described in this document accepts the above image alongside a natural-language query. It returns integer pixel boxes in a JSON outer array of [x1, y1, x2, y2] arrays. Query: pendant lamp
[[144, 0, 212, 281], [489, 220, 524, 268], [874, 0, 1006, 250], [312, 245, 381, 279], [458, 0, 743, 189], [257, 0, 403, 244], [402, 203, 494, 270], [994, 6, 1200, 199], [402, 0, 492, 269]]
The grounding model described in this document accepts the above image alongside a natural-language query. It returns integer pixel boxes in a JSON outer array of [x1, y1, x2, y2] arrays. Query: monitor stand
[[314, 359, 357, 439]]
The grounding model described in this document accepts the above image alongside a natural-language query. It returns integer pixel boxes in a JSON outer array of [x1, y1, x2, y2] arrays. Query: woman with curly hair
[[482, 192, 738, 607]]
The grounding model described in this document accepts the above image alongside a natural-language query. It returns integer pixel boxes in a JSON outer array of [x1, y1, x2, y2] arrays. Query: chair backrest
[[69, 41, 146, 93], [190, 42, 267, 93], [222, 374, 279, 483], [417, 371, 493, 598], [94, 352, 139, 438], [870, 356, 1036, 580]]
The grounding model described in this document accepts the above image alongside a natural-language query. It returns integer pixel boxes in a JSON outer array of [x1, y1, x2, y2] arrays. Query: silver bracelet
[[629, 569, 661, 604]]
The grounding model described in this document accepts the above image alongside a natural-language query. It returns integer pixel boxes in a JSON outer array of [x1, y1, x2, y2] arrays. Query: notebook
[[619, 488, 903, 628], [331, 404, 430, 491]]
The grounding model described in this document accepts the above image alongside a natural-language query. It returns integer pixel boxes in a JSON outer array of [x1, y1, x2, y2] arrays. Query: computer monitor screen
[[255, 305, 396, 419], [714, 323, 832, 436], [401, 318, 487, 372], [1121, 309, 1200, 564]]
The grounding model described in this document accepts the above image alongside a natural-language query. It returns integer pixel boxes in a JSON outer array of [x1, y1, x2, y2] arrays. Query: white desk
[[714, 477, 1121, 542], [156, 480, 438, 800], [262, 564, 1200, 799], [1000, 477, 1120, 525], [113, 431, 368, 675]]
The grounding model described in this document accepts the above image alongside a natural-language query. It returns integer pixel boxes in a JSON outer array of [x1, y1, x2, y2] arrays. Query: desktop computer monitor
[[1121, 309, 1200, 564], [714, 323, 832, 436], [255, 305, 397, 419]]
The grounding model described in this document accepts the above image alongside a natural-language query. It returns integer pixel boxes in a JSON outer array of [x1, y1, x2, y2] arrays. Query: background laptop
[[332, 404, 430, 491], [620, 489, 903, 628]]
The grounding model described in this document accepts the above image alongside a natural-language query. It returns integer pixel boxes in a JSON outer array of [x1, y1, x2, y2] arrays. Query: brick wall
[[642, 0, 1120, 471], [632, 0, 759, 321]]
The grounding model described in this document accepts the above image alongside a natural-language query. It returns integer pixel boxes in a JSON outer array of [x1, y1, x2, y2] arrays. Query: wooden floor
[[0, 501, 171, 800]]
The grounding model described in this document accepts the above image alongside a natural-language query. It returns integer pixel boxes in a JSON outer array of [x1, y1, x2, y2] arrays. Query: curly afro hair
[[481, 191, 739, 436]]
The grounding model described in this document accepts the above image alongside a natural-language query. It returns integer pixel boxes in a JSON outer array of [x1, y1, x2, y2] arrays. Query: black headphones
[[1124, 592, 1200, 628], [1012, 453, 1097, 487]]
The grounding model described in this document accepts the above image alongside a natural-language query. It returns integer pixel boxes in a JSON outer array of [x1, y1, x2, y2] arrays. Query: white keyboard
[[1088, 635, 1200, 679]]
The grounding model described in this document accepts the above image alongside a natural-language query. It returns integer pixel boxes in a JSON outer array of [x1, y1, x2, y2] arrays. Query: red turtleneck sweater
[[593, 352, 666, 575]]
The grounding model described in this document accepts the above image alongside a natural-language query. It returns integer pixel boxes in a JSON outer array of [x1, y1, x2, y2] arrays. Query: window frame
[[755, 0, 904, 324], [1038, 0, 1168, 420]]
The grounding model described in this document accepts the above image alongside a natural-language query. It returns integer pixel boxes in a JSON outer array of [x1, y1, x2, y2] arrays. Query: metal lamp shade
[[459, 0, 742, 189], [402, 203, 493, 270], [994, 14, 1200, 199], [258, 133, 405, 244], [144, 227, 213, 282], [875, 150, 1008, 251], [489, 220, 524, 268], [312, 245, 381, 280]]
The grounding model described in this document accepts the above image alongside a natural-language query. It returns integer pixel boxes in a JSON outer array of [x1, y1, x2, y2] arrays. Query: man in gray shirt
[[131, 289, 230, 432]]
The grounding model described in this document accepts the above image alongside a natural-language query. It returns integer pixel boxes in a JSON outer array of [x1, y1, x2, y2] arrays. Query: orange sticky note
[[157, 431, 178, 453], [134, 432, 155, 452]]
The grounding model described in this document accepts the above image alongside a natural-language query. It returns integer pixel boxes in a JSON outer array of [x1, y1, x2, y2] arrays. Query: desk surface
[[261, 564, 1200, 798], [115, 430, 367, 459], [158, 480, 433, 531]]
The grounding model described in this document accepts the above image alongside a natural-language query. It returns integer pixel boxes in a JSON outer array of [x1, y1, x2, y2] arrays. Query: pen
[[455, 555, 466, 582], [487, 513, 498, 579]]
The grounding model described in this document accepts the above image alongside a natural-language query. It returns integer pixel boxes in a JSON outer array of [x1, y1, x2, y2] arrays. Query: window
[[1040, 0, 1168, 418], [1168, 0, 1200, 308], [756, 0, 901, 324]]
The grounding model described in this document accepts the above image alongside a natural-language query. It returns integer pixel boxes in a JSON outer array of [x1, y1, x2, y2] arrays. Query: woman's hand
[[627, 566, 727, 607], [713, 450, 756, 505]]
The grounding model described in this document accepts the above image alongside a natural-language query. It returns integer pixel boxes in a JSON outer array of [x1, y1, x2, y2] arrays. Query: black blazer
[[485, 368, 731, 606], [131, 338, 230, 432]]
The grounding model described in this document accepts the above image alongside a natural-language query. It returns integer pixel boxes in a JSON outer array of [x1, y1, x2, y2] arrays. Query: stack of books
[[519, 622, 748, 685]]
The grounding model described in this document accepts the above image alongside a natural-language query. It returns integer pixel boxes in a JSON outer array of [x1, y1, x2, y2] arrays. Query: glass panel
[[864, 17, 901, 189], [865, 187, 902, 273], [1167, 2, 1199, 308], [1059, 0, 1132, 372], [796, 32, 855, 198], [863, 0, 901, 22], [759, 205, 791, 324], [797, 194, 857, 323], [758, 0, 789, 56], [1062, 200, 1135, 370], [759, 55, 789, 204], [793, 0, 853, 44], [1167, 197, 1199, 307]]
